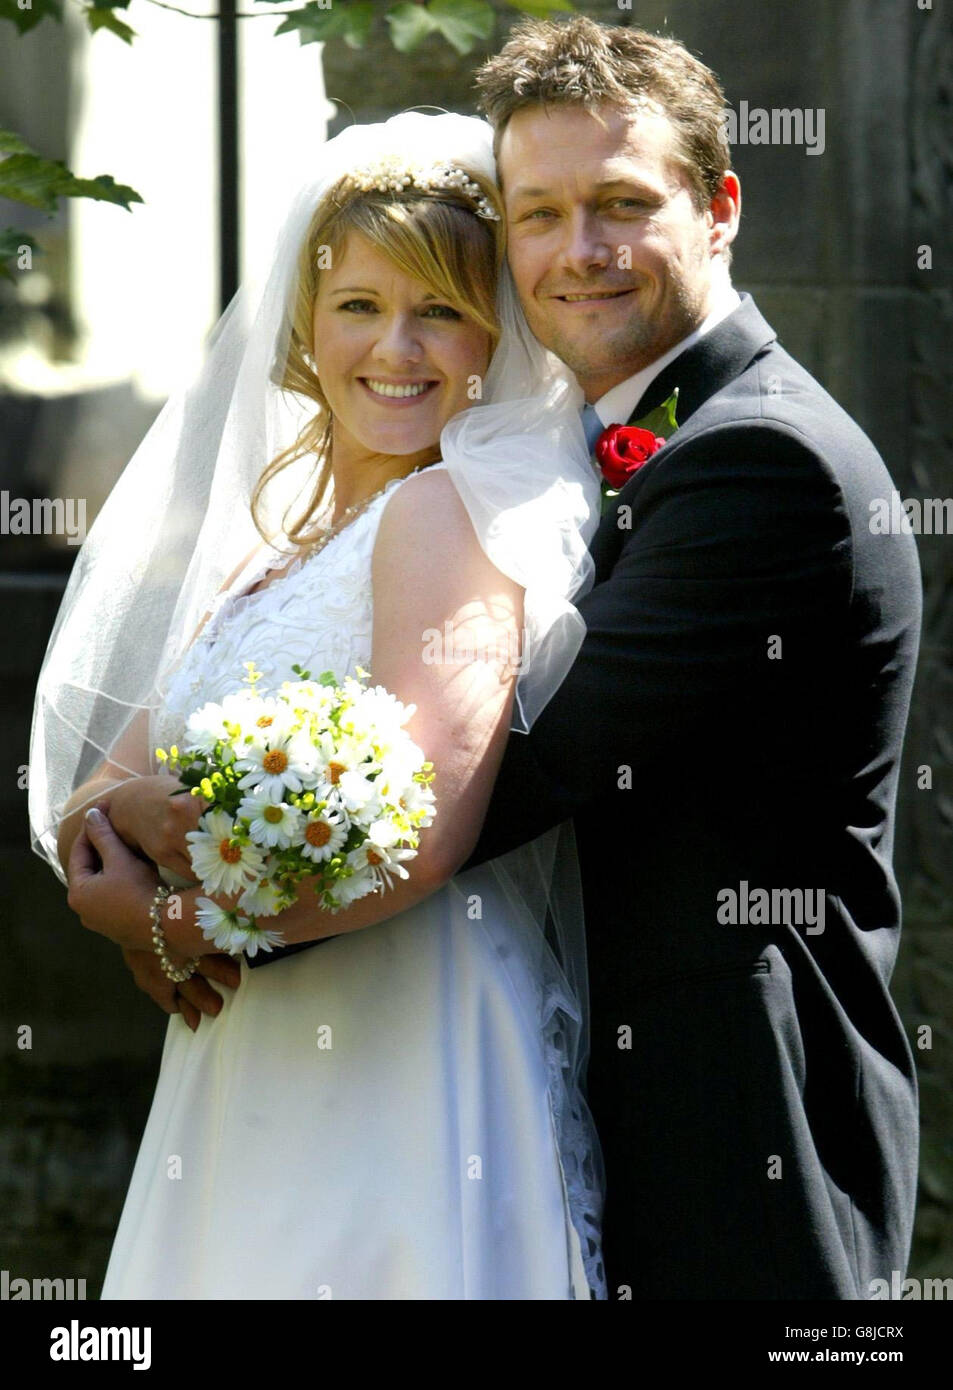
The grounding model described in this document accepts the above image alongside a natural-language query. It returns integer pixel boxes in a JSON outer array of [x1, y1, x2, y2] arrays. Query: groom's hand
[[120, 947, 241, 1031]]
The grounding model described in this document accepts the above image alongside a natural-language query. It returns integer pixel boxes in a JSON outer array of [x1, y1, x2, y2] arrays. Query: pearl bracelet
[[149, 884, 200, 983]]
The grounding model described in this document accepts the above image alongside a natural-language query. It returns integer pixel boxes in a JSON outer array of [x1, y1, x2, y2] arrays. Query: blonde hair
[[252, 173, 505, 553]]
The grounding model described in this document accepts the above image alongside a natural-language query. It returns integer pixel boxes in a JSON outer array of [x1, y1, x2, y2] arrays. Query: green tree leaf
[[385, 2, 437, 53], [0, 0, 62, 36], [427, 0, 495, 55], [0, 137, 142, 213], [275, 0, 374, 49], [504, 0, 575, 15], [62, 172, 142, 207], [85, 5, 136, 42], [388, 0, 495, 57], [0, 129, 33, 156]]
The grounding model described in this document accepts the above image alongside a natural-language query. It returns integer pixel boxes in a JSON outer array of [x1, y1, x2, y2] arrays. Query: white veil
[[27, 111, 606, 1296]]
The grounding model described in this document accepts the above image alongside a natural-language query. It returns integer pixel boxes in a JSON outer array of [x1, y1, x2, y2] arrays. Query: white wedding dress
[[99, 463, 606, 1301]]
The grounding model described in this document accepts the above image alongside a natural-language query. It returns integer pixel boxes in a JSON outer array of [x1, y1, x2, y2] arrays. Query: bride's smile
[[312, 232, 492, 471], [361, 378, 438, 400]]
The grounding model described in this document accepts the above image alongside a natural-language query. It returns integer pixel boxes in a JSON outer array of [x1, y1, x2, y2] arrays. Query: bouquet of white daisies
[[155, 661, 436, 957]]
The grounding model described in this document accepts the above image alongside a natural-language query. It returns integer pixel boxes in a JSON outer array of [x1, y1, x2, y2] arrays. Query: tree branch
[[138, 0, 304, 19]]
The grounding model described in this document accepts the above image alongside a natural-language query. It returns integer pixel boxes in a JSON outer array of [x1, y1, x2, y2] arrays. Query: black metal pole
[[218, 0, 240, 314]]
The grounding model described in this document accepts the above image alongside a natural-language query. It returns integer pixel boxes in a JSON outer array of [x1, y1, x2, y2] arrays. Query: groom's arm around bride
[[466, 16, 922, 1299]]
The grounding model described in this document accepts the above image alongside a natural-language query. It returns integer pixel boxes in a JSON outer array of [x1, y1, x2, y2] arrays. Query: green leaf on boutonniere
[[630, 387, 680, 441], [597, 389, 680, 519]]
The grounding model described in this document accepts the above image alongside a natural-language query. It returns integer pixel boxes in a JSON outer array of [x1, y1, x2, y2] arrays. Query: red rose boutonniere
[[596, 425, 666, 488], [596, 389, 680, 515]]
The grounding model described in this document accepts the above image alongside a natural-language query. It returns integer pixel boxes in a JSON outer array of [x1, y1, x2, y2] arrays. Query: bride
[[29, 112, 606, 1300]]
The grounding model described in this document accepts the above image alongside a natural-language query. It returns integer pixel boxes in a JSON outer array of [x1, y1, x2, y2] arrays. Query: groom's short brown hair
[[475, 16, 732, 213]]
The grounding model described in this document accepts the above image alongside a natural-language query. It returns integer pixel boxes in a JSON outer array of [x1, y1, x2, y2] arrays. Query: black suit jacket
[[465, 293, 921, 1298]]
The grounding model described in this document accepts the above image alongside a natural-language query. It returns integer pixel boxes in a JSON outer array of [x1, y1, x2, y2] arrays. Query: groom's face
[[499, 103, 723, 401]]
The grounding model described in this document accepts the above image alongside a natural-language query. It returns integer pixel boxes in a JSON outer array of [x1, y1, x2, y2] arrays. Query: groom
[[467, 17, 922, 1298]]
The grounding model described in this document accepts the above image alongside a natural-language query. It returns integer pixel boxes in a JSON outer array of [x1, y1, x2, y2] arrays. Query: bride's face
[[311, 232, 492, 463]]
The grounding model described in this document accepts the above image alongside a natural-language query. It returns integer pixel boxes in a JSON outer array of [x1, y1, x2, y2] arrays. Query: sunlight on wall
[[241, 23, 336, 291], [69, 4, 331, 401]]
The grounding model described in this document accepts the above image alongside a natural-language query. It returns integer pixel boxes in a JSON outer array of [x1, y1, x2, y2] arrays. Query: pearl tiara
[[341, 157, 501, 221]]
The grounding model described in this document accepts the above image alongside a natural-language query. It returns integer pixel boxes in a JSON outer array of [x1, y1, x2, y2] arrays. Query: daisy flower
[[279, 679, 337, 720], [234, 728, 321, 800], [238, 791, 304, 849], [244, 696, 299, 745], [195, 898, 284, 957], [347, 834, 417, 888], [184, 689, 261, 754], [236, 920, 287, 958], [300, 807, 348, 864], [313, 730, 374, 786], [394, 777, 437, 827], [335, 768, 383, 817], [374, 747, 433, 812], [341, 685, 415, 744], [327, 864, 381, 909], [186, 809, 266, 895], [238, 877, 290, 919]]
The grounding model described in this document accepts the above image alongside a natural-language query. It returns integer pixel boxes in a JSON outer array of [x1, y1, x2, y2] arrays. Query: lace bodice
[[151, 465, 446, 758]]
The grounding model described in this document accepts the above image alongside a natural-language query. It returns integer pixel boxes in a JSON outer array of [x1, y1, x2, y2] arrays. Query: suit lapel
[[588, 294, 778, 580], [626, 293, 777, 427]]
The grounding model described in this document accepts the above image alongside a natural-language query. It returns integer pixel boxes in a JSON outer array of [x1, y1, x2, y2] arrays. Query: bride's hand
[[105, 774, 209, 881]]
